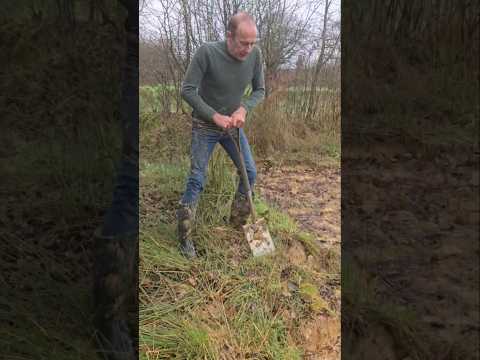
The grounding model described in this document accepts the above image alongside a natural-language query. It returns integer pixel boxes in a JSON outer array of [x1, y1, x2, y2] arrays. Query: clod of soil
[[286, 240, 307, 265]]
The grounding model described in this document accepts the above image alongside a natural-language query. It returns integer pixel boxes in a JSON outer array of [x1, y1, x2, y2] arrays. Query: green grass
[[140, 103, 341, 172], [139, 223, 327, 358], [139, 115, 341, 357], [138, 85, 341, 166], [139, 71, 342, 357]]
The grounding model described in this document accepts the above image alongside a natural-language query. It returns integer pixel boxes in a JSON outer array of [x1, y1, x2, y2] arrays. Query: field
[[138, 84, 342, 359]]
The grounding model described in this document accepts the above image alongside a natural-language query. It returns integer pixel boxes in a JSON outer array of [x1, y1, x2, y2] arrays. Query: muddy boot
[[176, 203, 197, 258], [230, 192, 251, 230], [93, 230, 137, 360]]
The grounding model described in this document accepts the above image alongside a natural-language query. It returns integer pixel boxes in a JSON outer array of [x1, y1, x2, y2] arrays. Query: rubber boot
[[93, 230, 137, 360], [176, 203, 197, 258], [229, 192, 251, 230]]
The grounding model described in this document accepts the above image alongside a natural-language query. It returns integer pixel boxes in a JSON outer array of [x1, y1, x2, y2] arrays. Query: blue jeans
[[180, 125, 257, 206]]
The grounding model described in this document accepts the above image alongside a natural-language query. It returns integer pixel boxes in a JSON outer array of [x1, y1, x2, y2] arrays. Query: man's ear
[[226, 30, 232, 39]]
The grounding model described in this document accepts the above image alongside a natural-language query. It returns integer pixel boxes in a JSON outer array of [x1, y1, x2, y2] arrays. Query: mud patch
[[256, 163, 341, 358], [286, 239, 307, 265], [300, 315, 341, 360], [343, 137, 479, 357], [256, 164, 340, 248], [350, 324, 398, 360]]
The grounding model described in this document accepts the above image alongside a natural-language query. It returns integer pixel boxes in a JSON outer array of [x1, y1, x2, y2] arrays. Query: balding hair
[[227, 12, 256, 35]]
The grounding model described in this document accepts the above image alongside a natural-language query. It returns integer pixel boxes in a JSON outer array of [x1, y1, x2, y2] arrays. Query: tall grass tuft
[[197, 148, 237, 226]]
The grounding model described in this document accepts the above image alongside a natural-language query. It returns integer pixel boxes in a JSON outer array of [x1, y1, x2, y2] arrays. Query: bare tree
[[141, 0, 341, 117], [304, 0, 340, 123]]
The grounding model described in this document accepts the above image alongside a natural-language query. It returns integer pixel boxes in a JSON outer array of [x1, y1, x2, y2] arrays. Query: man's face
[[227, 22, 258, 61]]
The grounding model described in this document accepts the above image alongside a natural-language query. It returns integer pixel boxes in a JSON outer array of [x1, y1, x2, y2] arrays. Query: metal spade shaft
[[227, 128, 256, 221]]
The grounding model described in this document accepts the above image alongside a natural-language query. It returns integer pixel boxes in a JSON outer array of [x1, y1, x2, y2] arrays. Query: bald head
[[227, 12, 256, 36], [226, 12, 258, 61]]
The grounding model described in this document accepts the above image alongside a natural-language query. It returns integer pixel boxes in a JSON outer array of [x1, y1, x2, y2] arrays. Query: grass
[[2, 113, 122, 360], [2, 20, 127, 359], [139, 109, 341, 358], [0, 233, 100, 359], [139, 85, 341, 167], [139, 225, 331, 358], [139, 78, 452, 358], [1, 128, 119, 359]]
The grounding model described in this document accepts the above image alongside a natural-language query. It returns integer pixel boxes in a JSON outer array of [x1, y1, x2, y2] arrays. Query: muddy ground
[[256, 162, 342, 360], [256, 138, 479, 359], [342, 134, 479, 359], [256, 163, 341, 249]]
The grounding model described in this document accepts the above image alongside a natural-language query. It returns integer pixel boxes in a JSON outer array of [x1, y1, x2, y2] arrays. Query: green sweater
[[181, 41, 265, 126]]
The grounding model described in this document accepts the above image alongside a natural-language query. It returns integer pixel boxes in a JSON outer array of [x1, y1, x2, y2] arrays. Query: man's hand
[[213, 113, 233, 129], [231, 106, 247, 128]]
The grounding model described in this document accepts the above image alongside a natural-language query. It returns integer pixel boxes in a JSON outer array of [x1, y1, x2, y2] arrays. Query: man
[[177, 12, 265, 258]]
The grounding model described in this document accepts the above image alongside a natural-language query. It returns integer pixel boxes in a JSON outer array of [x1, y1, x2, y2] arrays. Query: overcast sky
[[140, 0, 340, 37]]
